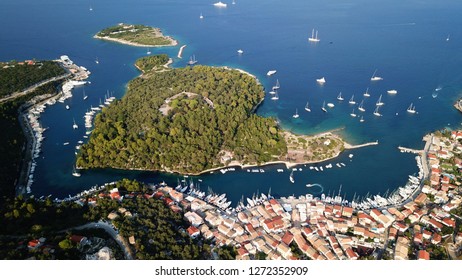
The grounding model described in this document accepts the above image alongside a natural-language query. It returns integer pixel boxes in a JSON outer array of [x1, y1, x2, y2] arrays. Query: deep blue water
[[1, 0, 462, 204]]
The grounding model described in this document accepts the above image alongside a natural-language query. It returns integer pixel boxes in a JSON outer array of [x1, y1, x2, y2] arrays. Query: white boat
[[387, 89, 397, 94], [363, 87, 371, 97], [146, 48, 151, 55], [316, 77, 326, 84], [237, 49, 243, 54], [370, 69, 383, 81], [63, 142, 70, 146], [188, 55, 198, 65], [376, 94, 384, 106], [373, 105, 382, 117], [349, 95, 356, 105], [293, 109, 299, 119], [95, 57, 99, 64], [272, 79, 280, 90], [214, 1, 227, 7], [72, 167, 81, 177], [200, 13, 204, 19], [337, 92, 344, 101], [321, 101, 327, 112], [83, 90, 88, 100], [350, 109, 356, 117], [65, 105, 70, 110], [308, 29, 320, 42], [269, 89, 276, 95], [407, 103, 416, 113], [271, 92, 279, 100], [304, 101, 311, 112], [358, 100, 365, 112], [89, 5, 93, 11], [72, 119, 78, 129], [267, 70, 277, 76], [327, 103, 335, 108], [446, 34, 450, 41], [289, 170, 294, 183]]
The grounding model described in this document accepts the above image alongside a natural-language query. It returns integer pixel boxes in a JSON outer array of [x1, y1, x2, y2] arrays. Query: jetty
[[344, 140, 379, 149], [398, 146, 422, 154], [177, 45, 187, 59]]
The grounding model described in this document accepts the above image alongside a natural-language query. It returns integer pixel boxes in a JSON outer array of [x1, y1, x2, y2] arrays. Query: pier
[[177, 45, 187, 59], [344, 140, 379, 149], [398, 146, 423, 154]]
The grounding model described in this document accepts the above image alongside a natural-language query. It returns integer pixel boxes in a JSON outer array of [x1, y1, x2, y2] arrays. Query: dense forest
[[96, 24, 174, 46], [0, 61, 65, 98], [135, 54, 169, 72], [77, 60, 287, 173]]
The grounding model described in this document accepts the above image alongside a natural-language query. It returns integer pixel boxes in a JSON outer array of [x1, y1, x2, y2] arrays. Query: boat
[[350, 109, 356, 117], [289, 170, 294, 183], [376, 94, 384, 106], [237, 49, 243, 54], [269, 89, 276, 95], [72, 119, 78, 129], [65, 105, 70, 110], [308, 29, 320, 42], [360, 116, 365, 122], [321, 101, 327, 112], [72, 166, 81, 177], [358, 100, 365, 112], [63, 142, 70, 146], [272, 79, 280, 90], [387, 89, 398, 94], [200, 13, 204, 19], [293, 109, 299, 119], [271, 92, 279, 100], [349, 95, 356, 105], [304, 101, 311, 112], [267, 70, 277, 76], [214, 1, 227, 7], [83, 89, 88, 100], [327, 103, 335, 108], [363, 87, 371, 97], [337, 92, 344, 101], [232, 0, 236, 4], [95, 57, 99, 64], [146, 48, 151, 55], [187, 55, 198, 65], [373, 105, 382, 117], [89, 5, 93, 11], [370, 69, 383, 81], [407, 103, 416, 113], [316, 77, 326, 84], [446, 34, 450, 41]]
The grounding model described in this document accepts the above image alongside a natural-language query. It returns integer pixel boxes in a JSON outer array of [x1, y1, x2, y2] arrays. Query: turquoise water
[[1, 0, 462, 204]]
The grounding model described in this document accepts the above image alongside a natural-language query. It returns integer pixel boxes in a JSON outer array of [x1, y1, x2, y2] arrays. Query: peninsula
[[94, 23, 177, 47]]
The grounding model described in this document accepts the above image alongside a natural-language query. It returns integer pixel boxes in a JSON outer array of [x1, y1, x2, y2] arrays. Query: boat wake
[[305, 183, 324, 194]]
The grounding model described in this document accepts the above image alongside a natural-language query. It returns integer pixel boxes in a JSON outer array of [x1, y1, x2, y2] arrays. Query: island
[[76, 55, 357, 175], [94, 23, 177, 47]]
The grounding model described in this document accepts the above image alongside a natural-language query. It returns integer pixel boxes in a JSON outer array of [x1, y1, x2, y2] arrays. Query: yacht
[[373, 105, 382, 117], [237, 49, 243, 54], [188, 55, 198, 65], [293, 109, 299, 118], [289, 170, 295, 183], [272, 79, 280, 90], [350, 109, 356, 117], [327, 103, 335, 108], [271, 92, 279, 100], [66, 105, 70, 110], [360, 116, 365, 122], [376, 94, 384, 106], [337, 92, 344, 101], [146, 48, 151, 55], [349, 95, 356, 105], [321, 101, 327, 112], [200, 13, 204, 19], [316, 77, 326, 84], [83, 89, 88, 100], [358, 100, 365, 112], [72, 166, 81, 177], [407, 103, 416, 113], [304, 101, 311, 112], [267, 70, 277, 76], [269, 89, 277, 95], [308, 29, 320, 42], [363, 87, 371, 97], [214, 2, 227, 7], [95, 57, 99, 64], [72, 119, 78, 129], [370, 69, 383, 81], [387, 89, 397, 94]]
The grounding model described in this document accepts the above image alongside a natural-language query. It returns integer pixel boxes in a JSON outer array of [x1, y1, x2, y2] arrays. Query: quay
[[177, 45, 187, 59]]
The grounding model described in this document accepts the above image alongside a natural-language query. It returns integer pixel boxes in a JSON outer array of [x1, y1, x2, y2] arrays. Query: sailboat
[[95, 57, 99, 64], [200, 13, 204, 19], [188, 55, 197, 65], [337, 92, 344, 101], [72, 166, 81, 177], [407, 103, 416, 113], [272, 79, 280, 90], [446, 34, 450, 41], [269, 89, 277, 95], [289, 170, 295, 183], [89, 5, 93, 11], [308, 29, 320, 42], [360, 116, 365, 122], [293, 109, 299, 119], [370, 69, 383, 81], [72, 118, 79, 129], [373, 106, 382, 117], [146, 48, 151, 55], [349, 95, 356, 105], [376, 94, 384, 106], [363, 87, 371, 97], [271, 92, 279, 100], [321, 101, 327, 112], [350, 109, 357, 117], [305, 101, 311, 112], [83, 89, 88, 100], [358, 100, 365, 112]]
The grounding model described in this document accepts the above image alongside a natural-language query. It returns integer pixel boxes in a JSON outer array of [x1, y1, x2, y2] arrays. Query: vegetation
[[0, 61, 65, 98], [95, 24, 175, 46], [135, 54, 169, 72], [77, 63, 287, 173]]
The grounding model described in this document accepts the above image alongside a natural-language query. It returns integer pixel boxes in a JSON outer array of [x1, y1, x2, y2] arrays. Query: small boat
[[72, 119, 78, 129], [321, 101, 327, 112], [72, 166, 81, 177], [271, 92, 279, 100], [214, 1, 227, 7], [350, 109, 356, 117], [376, 94, 384, 106], [387, 89, 397, 94], [308, 28, 320, 42], [293, 109, 299, 119], [89, 5, 93, 11], [349, 95, 356, 105], [327, 103, 335, 108], [267, 70, 277, 76], [65, 105, 70, 110], [358, 100, 365, 112], [407, 103, 416, 113], [63, 142, 70, 146], [95, 57, 99, 64], [187, 55, 198, 65], [269, 89, 276, 95], [83, 89, 88, 100], [360, 116, 365, 122], [200, 13, 204, 19], [146, 48, 151, 55], [373, 105, 382, 117], [305, 101, 311, 112], [337, 92, 344, 101], [316, 77, 326, 84], [446, 34, 450, 41], [237, 49, 243, 54], [289, 170, 295, 183], [370, 69, 383, 81], [363, 87, 371, 97], [272, 79, 280, 90]]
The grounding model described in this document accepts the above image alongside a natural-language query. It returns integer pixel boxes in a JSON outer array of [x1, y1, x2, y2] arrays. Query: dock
[[177, 45, 187, 59], [344, 140, 379, 149], [398, 146, 423, 154]]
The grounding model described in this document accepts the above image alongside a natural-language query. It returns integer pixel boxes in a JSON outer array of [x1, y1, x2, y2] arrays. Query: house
[[129, 236, 136, 245], [187, 226, 200, 238], [70, 235, 87, 244], [417, 250, 430, 260]]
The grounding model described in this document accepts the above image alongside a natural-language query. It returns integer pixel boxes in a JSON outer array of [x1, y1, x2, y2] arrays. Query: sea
[[1, 0, 462, 204]]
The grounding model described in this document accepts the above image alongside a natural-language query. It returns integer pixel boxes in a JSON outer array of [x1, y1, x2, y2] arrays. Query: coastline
[[93, 34, 178, 48]]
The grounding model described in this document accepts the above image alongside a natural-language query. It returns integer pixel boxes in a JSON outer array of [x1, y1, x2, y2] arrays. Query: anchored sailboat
[[407, 103, 416, 113], [373, 105, 382, 117], [305, 101, 311, 112], [358, 100, 365, 112], [337, 92, 344, 101], [289, 170, 295, 183], [363, 87, 371, 97], [349, 95, 356, 105], [370, 69, 383, 81], [271, 92, 279, 100], [308, 29, 320, 42], [376, 94, 384, 106], [293, 109, 299, 119], [350, 109, 357, 117], [272, 79, 280, 90], [321, 101, 327, 112]]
